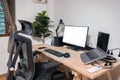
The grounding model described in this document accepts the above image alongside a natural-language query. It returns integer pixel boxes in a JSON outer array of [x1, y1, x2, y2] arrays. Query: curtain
[[0, 0, 17, 53]]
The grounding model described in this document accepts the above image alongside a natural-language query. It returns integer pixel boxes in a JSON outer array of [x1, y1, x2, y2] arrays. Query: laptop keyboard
[[44, 49, 64, 57], [86, 51, 98, 60], [80, 47, 107, 64]]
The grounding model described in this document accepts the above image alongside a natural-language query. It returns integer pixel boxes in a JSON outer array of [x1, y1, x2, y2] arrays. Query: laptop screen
[[97, 32, 110, 52]]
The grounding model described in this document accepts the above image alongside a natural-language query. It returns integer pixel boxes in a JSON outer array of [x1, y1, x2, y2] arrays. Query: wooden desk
[[33, 44, 120, 80]]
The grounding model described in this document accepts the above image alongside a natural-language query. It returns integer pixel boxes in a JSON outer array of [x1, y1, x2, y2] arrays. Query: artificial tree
[[33, 11, 52, 43]]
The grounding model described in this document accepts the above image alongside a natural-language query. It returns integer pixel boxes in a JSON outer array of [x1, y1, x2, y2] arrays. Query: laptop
[[97, 32, 110, 52], [80, 47, 107, 64]]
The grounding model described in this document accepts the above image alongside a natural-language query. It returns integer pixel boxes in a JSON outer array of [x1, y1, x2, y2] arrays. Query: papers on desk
[[87, 65, 102, 73]]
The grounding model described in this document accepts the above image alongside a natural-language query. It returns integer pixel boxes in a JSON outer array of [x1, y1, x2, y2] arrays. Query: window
[[0, 2, 9, 36]]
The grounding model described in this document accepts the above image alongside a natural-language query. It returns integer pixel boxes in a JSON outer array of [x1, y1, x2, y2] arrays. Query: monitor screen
[[63, 25, 89, 48], [97, 32, 110, 52]]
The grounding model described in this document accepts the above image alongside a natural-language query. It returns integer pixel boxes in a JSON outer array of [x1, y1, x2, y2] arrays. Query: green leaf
[[33, 11, 52, 38]]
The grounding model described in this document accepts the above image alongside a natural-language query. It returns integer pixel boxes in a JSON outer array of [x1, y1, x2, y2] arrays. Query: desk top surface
[[33, 44, 120, 79]]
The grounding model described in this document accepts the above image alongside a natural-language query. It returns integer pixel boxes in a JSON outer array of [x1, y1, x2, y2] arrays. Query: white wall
[[16, 0, 54, 44], [54, 0, 120, 49], [0, 37, 9, 74], [0, 0, 54, 74], [16, 0, 47, 29], [16, 0, 54, 29], [16, 0, 47, 45]]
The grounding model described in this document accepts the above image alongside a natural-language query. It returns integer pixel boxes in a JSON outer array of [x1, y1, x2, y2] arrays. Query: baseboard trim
[[0, 73, 6, 76], [0, 73, 7, 80]]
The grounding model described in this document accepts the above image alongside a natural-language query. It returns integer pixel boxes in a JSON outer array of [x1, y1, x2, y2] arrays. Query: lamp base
[[53, 37, 63, 46]]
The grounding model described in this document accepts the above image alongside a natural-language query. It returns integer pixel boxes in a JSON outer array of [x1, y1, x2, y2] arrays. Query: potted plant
[[33, 11, 52, 43]]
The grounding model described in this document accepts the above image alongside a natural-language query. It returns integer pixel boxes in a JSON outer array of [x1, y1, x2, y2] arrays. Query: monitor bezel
[[62, 25, 89, 49]]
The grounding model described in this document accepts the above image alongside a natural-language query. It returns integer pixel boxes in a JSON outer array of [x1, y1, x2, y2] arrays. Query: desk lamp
[[56, 19, 65, 37], [54, 19, 65, 46]]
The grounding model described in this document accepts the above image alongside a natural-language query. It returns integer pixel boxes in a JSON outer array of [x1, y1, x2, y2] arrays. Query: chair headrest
[[18, 20, 34, 35]]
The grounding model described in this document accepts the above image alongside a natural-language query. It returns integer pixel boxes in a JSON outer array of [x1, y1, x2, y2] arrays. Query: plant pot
[[32, 36, 45, 44]]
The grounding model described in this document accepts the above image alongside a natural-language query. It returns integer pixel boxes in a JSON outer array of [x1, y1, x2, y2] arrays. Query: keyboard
[[44, 49, 64, 57]]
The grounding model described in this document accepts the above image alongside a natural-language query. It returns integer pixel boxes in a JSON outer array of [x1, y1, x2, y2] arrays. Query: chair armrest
[[33, 51, 42, 57], [43, 61, 62, 71]]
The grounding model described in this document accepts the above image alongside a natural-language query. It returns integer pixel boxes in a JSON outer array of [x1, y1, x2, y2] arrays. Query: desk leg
[[72, 71, 81, 80], [62, 66, 70, 80], [105, 71, 112, 80], [82, 75, 98, 80], [82, 75, 88, 80]]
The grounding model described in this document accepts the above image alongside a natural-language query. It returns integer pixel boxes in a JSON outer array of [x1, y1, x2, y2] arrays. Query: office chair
[[6, 20, 67, 80]]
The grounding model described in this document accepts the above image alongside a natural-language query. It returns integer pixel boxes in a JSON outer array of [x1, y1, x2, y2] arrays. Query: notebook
[[80, 47, 107, 64]]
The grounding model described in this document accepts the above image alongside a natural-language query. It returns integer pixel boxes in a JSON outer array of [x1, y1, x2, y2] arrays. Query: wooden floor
[[0, 73, 73, 80], [0, 73, 6, 80]]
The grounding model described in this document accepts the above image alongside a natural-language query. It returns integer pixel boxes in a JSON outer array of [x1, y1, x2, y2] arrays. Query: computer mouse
[[64, 53, 70, 58]]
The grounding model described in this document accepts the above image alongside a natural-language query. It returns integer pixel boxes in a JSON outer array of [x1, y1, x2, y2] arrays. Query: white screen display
[[63, 25, 89, 47]]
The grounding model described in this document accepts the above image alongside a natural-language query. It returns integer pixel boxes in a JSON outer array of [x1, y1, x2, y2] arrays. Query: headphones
[[102, 56, 116, 67], [101, 48, 120, 68]]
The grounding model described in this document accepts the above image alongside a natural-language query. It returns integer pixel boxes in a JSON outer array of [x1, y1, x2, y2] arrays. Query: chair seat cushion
[[33, 62, 48, 80], [52, 71, 66, 80]]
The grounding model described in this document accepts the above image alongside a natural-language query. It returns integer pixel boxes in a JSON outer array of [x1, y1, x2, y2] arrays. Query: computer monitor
[[97, 32, 110, 52], [63, 25, 89, 50]]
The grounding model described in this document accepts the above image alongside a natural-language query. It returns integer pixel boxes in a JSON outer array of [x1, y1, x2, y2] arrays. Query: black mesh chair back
[[6, 33, 35, 80]]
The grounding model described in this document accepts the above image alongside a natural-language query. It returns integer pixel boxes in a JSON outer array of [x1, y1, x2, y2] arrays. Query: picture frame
[[33, 0, 47, 4]]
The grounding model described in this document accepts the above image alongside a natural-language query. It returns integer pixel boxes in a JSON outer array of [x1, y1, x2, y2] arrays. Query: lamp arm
[[56, 25, 60, 37]]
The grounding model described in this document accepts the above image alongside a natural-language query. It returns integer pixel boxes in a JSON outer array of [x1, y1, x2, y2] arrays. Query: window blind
[[0, 2, 5, 34]]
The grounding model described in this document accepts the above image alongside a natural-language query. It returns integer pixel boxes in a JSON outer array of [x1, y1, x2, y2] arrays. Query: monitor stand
[[66, 45, 94, 51], [85, 46, 94, 50], [66, 46, 85, 51]]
